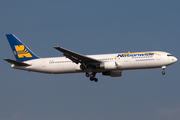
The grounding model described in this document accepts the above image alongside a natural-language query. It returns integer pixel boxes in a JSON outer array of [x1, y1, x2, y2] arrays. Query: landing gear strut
[[85, 72, 98, 82], [162, 66, 166, 75]]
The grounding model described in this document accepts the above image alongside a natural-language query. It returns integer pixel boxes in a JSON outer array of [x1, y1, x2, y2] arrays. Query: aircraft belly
[[56, 63, 77, 73]]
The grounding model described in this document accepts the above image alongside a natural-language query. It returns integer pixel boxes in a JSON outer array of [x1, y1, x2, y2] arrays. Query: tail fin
[[6, 34, 39, 62]]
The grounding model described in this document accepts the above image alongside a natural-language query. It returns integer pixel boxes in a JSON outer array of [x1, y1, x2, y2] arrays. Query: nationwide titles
[[115, 52, 156, 58]]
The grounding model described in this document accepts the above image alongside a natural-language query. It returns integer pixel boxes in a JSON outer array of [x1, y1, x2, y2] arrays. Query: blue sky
[[0, 0, 180, 120]]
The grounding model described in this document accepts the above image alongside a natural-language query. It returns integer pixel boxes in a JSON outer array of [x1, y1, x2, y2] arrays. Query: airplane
[[4, 34, 178, 82]]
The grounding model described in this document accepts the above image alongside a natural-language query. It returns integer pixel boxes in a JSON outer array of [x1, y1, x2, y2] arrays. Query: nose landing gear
[[162, 66, 166, 75], [85, 72, 98, 82]]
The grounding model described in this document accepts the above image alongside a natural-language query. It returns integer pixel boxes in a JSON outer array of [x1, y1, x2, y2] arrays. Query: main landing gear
[[86, 72, 98, 82], [162, 66, 166, 75]]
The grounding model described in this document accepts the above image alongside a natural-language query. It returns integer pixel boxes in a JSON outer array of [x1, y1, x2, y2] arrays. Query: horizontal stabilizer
[[4, 58, 31, 66]]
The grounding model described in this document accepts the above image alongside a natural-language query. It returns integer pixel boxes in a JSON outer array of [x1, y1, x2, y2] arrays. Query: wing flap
[[4, 58, 31, 66]]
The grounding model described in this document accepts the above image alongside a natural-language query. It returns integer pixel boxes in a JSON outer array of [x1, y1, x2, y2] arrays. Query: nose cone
[[174, 57, 178, 62], [173, 57, 178, 63]]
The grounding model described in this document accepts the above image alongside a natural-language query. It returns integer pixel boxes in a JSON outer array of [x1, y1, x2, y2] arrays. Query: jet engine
[[102, 70, 122, 77]]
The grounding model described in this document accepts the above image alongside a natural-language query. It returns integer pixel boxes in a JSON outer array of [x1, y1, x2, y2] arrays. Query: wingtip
[[54, 46, 62, 49], [3, 58, 8, 61]]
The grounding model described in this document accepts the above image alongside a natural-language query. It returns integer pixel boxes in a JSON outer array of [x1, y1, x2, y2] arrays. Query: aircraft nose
[[175, 57, 178, 62], [173, 57, 178, 63]]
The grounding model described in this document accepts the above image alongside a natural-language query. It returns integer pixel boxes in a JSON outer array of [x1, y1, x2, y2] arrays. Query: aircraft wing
[[54, 47, 102, 65], [4, 58, 31, 66]]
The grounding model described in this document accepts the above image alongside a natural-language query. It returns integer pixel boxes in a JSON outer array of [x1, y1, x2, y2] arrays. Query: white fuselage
[[11, 51, 177, 74]]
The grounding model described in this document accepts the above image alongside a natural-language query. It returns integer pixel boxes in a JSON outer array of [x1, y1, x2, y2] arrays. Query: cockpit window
[[167, 54, 173, 57]]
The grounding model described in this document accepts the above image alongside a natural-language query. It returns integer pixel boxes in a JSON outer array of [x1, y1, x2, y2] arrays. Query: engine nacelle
[[100, 62, 117, 69], [102, 70, 122, 77]]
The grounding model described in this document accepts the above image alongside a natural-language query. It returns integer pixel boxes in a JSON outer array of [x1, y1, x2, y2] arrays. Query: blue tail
[[6, 34, 39, 62]]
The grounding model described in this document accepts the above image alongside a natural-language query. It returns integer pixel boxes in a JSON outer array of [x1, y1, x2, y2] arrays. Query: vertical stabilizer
[[6, 34, 39, 62]]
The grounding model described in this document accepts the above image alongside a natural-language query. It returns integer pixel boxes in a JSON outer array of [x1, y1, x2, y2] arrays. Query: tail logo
[[14, 45, 32, 58]]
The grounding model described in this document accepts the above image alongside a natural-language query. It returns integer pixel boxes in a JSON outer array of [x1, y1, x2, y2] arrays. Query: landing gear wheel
[[94, 78, 98, 82], [90, 74, 94, 78], [86, 72, 90, 77], [162, 71, 165, 75], [89, 77, 98, 82], [90, 77, 94, 81], [162, 66, 166, 75], [88, 72, 98, 82], [90, 72, 97, 78]]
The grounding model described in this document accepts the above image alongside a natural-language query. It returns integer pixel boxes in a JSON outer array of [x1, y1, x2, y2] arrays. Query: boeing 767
[[4, 34, 177, 82]]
